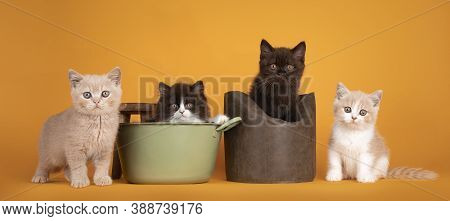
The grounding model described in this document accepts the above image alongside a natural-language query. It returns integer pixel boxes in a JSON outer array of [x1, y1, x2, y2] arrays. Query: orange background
[[0, 0, 449, 200]]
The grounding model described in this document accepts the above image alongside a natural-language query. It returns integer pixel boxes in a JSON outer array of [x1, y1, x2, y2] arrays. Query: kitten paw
[[357, 174, 377, 183], [94, 176, 112, 186], [325, 170, 343, 182], [213, 115, 229, 125], [31, 175, 48, 183], [71, 177, 90, 188]]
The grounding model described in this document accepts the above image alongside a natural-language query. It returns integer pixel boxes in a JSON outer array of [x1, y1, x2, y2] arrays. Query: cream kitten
[[326, 83, 437, 183], [32, 67, 122, 188]]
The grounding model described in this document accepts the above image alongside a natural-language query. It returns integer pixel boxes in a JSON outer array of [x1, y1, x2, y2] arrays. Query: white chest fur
[[332, 125, 375, 178], [333, 125, 374, 152]]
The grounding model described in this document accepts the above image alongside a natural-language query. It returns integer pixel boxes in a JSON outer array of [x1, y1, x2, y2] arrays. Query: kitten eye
[[101, 91, 110, 98], [170, 104, 178, 110], [344, 106, 352, 113], [286, 65, 295, 71], [82, 92, 92, 99], [185, 103, 193, 109], [269, 64, 277, 70], [359, 109, 368, 116]]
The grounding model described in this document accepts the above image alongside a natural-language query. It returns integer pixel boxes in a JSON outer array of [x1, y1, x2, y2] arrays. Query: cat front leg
[[93, 151, 113, 186], [357, 153, 377, 183], [326, 149, 343, 181], [373, 154, 389, 179], [66, 149, 90, 188], [31, 162, 50, 183], [210, 114, 229, 125]]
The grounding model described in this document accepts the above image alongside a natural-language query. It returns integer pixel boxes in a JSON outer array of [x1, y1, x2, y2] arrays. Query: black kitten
[[155, 81, 211, 122], [249, 39, 306, 122]]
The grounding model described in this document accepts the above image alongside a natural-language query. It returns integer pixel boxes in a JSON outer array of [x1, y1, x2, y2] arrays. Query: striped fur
[[387, 167, 438, 180]]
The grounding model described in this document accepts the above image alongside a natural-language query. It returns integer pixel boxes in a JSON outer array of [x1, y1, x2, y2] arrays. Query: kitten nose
[[92, 98, 100, 104], [352, 116, 357, 120], [179, 109, 185, 114]]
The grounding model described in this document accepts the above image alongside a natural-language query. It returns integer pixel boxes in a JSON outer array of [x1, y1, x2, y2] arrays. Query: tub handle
[[215, 117, 242, 132]]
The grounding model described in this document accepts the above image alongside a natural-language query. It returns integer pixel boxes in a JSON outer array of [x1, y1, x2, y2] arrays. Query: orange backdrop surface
[[0, 0, 449, 200]]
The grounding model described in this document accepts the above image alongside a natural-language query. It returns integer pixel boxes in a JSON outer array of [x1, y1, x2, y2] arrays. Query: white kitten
[[326, 83, 437, 183], [32, 67, 122, 188]]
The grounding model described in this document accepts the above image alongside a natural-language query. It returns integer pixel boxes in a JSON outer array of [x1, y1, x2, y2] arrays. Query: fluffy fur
[[155, 81, 229, 124], [31, 67, 122, 188], [326, 83, 438, 183], [249, 39, 306, 122]]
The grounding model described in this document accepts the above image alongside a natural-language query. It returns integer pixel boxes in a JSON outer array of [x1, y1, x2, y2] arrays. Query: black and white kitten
[[156, 81, 229, 124], [249, 39, 306, 122]]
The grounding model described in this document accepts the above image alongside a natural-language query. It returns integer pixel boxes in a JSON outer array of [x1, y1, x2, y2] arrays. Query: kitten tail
[[387, 167, 438, 180]]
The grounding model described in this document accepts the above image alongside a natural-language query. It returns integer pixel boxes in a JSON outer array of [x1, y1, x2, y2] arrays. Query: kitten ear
[[107, 67, 121, 86], [336, 82, 350, 100], [159, 82, 171, 95], [260, 39, 273, 57], [68, 69, 83, 88], [191, 80, 205, 94], [370, 90, 383, 107], [292, 41, 306, 63]]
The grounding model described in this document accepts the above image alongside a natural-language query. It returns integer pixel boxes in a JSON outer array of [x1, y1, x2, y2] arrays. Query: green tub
[[117, 117, 241, 184]]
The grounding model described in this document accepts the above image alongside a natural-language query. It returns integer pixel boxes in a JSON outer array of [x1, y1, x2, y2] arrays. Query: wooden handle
[[119, 103, 157, 123]]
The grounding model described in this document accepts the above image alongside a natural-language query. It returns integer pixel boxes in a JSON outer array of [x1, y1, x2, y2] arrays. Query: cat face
[[156, 81, 210, 122], [333, 82, 382, 129], [258, 39, 306, 89], [69, 67, 122, 115]]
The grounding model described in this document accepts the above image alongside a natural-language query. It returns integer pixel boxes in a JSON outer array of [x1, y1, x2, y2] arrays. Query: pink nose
[[352, 116, 357, 120]]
